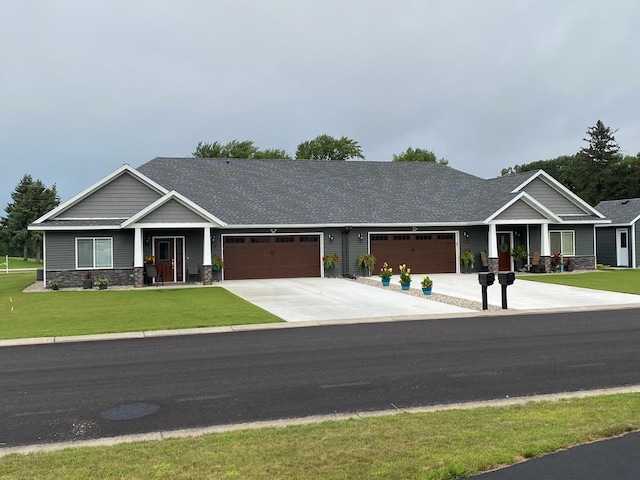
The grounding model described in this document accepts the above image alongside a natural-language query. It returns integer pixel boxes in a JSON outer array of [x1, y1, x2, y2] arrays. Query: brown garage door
[[223, 235, 321, 280], [370, 233, 457, 273]]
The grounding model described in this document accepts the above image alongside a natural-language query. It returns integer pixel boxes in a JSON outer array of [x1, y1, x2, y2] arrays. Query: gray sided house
[[29, 158, 608, 287], [595, 198, 640, 268]]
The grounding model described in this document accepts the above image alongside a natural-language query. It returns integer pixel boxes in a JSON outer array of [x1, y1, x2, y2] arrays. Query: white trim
[[616, 228, 630, 267], [75, 237, 114, 269], [484, 192, 562, 223], [511, 170, 605, 218], [632, 223, 637, 269], [549, 230, 576, 257], [152, 235, 186, 283], [122, 190, 227, 228], [32, 165, 168, 224]]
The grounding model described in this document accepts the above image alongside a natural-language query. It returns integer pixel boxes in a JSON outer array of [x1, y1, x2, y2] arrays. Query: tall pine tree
[[1, 175, 59, 262]]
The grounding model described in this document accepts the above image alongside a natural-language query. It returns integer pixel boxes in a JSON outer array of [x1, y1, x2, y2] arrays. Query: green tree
[[576, 120, 620, 166], [295, 134, 365, 161], [1, 175, 59, 262], [192, 141, 291, 159], [392, 147, 448, 165]]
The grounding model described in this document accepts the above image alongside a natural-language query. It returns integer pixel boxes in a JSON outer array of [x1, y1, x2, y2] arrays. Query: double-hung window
[[549, 231, 575, 256], [76, 238, 113, 269]]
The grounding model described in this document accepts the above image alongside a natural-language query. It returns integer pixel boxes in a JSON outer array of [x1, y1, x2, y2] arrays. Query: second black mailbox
[[498, 271, 515, 286]]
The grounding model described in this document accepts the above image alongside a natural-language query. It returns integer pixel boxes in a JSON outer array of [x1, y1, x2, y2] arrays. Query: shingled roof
[[136, 157, 538, 226], [595, 198, 640, 225]]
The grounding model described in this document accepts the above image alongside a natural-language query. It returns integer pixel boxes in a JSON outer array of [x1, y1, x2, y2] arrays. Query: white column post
[[134, 228, 143, 267], [540, 223, 550, 256], [203, 227, 212, 266], [488, 223, 498, 257]]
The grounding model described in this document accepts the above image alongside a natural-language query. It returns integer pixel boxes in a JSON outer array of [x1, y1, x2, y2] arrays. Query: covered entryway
[[223, 234, 321, 280], [370, 233, 457, 273]]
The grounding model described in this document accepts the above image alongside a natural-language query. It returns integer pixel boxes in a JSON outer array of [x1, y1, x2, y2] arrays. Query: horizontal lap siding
[[46, 230, 133, 270], [58, 173, 161, 218], [549, 224, 594, 255], [523, 178, 586, 215]]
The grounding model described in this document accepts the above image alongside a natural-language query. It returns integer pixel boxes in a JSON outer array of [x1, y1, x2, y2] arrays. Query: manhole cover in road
[[99, 403, 160, 421]]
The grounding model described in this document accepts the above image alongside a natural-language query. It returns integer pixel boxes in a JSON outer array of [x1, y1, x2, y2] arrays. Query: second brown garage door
[[223, 235, 321, 280], [370, 233, 457, 273]]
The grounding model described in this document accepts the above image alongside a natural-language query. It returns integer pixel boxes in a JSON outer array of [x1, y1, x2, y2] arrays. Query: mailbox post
[[478, 272, 495, 310], [497, 271, 515, 309]]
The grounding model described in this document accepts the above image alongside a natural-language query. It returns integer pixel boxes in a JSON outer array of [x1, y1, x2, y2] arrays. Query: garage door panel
[[371, 233, 456, 273], [224, 235, 320, 280]]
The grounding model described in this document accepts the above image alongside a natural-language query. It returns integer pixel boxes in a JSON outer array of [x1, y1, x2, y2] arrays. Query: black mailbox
[[478, 272, 495, 286], [498, 271, 515, 286]]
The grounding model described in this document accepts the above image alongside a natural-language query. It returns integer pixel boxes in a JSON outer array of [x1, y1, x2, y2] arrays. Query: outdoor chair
[[480, 251, 489, 271], [186, 260, 201, 282], [525, 251, 544, 273], [144, 263, 162, 286]]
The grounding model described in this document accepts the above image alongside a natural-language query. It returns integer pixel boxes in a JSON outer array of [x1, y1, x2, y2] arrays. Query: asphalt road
[[1, 308, 640, 448]]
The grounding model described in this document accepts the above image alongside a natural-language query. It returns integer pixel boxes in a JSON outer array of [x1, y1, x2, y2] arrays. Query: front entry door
[[154, 237, 184, 282], [496, 232, 512, 271], [616, 228, 629, 267]]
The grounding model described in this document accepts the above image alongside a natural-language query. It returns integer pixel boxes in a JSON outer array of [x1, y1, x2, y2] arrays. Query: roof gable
[[595, 198, 640, 225], [33, 165, 168, 224]]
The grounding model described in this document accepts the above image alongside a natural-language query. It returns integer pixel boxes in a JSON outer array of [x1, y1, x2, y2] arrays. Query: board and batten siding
[[57, 173, 162, 219], [549, 224, 594, 255], [141, 200, 205, 223], [522, 178, 586, 215], [45, 230, 134, 270]]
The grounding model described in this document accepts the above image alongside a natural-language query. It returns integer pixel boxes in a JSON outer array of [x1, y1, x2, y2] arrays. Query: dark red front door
[[154, 238, 184, 282], [496, 233, 512, 271]]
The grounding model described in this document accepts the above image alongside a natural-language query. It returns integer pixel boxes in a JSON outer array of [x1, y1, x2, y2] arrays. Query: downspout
[[631, 224, 637, 269]]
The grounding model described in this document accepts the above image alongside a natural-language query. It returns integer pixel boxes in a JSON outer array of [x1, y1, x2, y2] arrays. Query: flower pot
[[381, 278, 390, 287], [401, 283, 410, 291], [83, 280, 93, 289], [52, 285, 60, 291], [422, 287, 432, 295], [99, 284, 107, 290]]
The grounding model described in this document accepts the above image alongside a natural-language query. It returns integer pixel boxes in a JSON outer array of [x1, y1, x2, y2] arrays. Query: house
[[595, 198, 640, 268], [29, 158, 609, 287]]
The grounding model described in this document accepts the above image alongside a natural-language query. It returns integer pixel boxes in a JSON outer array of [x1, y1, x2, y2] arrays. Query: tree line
[[192, 134, 448, 164], [501, 120, 640, 206]]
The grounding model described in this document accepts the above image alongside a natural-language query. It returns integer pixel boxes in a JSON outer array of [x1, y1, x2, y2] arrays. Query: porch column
[[487, 223, 499, 272], [133, 227, 144, 288], [134, 228, 144, 267], [487, 223, 498, 257], [202, 227, 213, 285], [540, 223, 550, 256]]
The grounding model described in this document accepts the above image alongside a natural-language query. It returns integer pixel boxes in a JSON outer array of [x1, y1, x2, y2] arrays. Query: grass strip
[[519, 269, 640, 295], [1, 393, 639, 479], [0, 273, 282, 340]]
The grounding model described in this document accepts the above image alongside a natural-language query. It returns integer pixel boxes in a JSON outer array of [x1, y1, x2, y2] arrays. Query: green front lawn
[[520, 268, 640, 295], [0, 257, 40, 269], [1, 393, 639, 479], [0, 273, 282, 340]]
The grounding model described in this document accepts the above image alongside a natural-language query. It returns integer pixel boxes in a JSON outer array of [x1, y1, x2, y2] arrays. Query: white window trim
[[75, 237, 114, 269], [549, 230, 575, 257]]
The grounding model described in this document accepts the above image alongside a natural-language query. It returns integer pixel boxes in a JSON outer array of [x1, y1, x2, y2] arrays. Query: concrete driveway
[[221, 274, 640, 323], [221, 277, 472, 323]]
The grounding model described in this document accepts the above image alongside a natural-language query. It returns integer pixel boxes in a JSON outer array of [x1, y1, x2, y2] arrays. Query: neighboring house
[[29, 158, 609, 287], [595, 198, 640, 268]]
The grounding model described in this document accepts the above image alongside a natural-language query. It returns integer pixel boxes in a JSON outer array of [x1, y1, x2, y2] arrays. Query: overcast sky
[[2, 0, 639, 210]]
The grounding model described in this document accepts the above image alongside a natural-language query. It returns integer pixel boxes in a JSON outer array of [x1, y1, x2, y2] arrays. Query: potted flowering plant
[[144, 255, 155, 264], [48, 280, 61, 290], [459, 250, 475, 273], [399, 264, 411, 290], [357, 254, 376, 276], [379, 262, 393, 286], [94, 277, 110, 290], [421, 275, 433, 295], [323, 253, 340, 270], [212, 256, 224, 272], [551, 251, 562, 271], [83, 271, 93, 289]]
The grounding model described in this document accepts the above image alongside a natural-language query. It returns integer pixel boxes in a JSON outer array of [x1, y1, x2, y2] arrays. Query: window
[[549, 231, 575, 256], [76, 238, 113, 268]]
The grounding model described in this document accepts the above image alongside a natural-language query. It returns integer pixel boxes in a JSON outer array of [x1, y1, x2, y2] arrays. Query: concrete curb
[[2, 384, 640, 458], [2, 303, 640, 348]]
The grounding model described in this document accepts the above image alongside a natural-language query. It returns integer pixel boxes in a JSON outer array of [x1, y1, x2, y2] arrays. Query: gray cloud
[[1, 0, 639, 208]]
